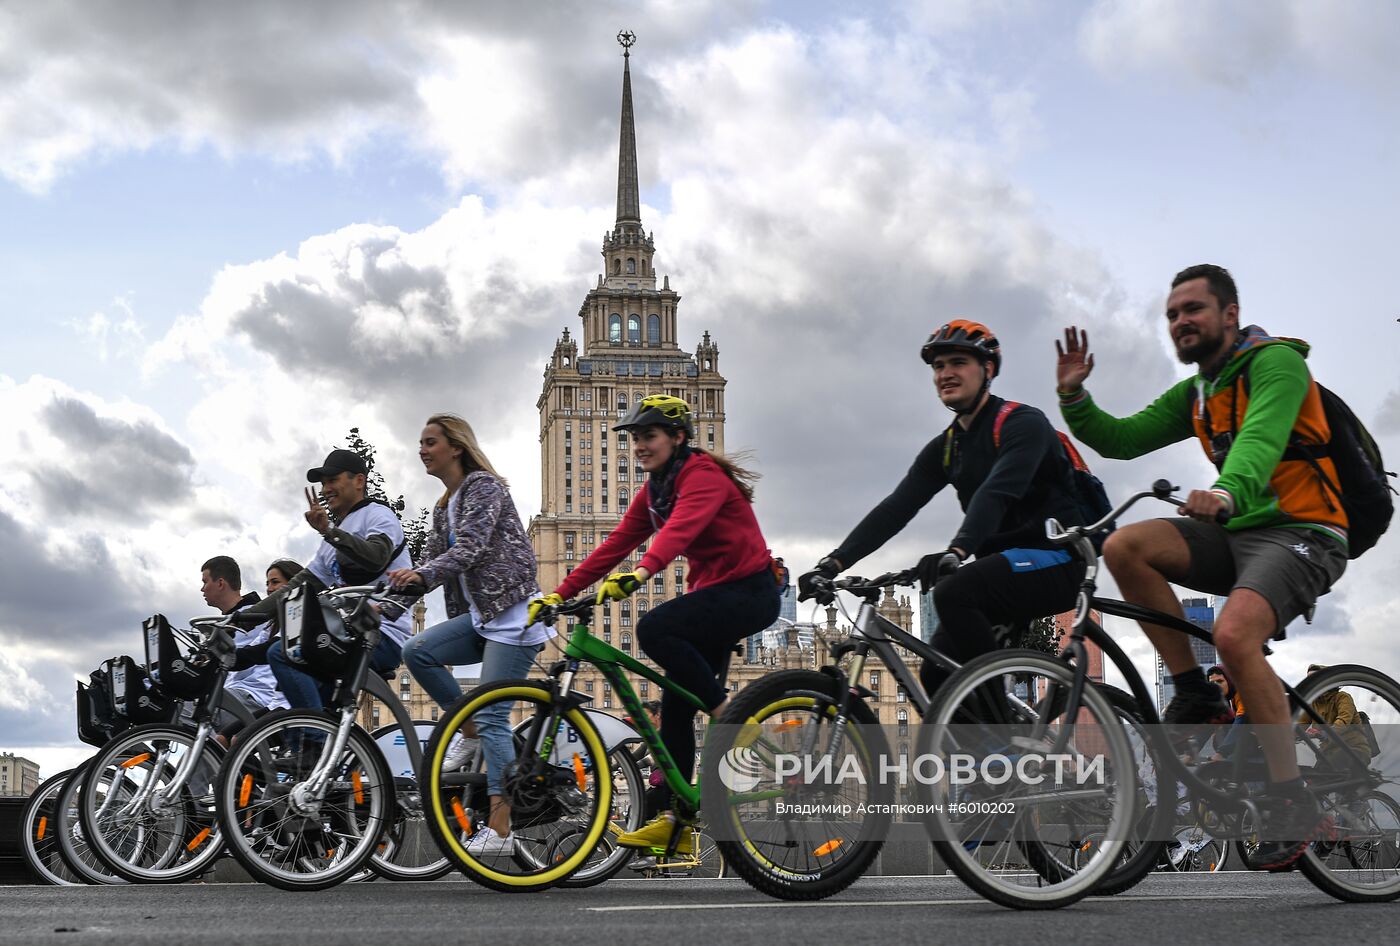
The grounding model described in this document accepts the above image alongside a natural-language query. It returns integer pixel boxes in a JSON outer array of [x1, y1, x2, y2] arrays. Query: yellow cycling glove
[[527, 593, 564, 626], [596, 572, 643, 605]]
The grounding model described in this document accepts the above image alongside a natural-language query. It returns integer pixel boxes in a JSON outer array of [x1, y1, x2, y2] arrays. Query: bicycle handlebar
[[1045, 479, 1227, 547]]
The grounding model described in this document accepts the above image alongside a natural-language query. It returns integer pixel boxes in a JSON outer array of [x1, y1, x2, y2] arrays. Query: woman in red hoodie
[[528, 394, 779, 850]]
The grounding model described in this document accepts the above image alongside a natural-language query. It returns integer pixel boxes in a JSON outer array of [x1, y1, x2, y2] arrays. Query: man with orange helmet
[[799, 320, 1090, 697]]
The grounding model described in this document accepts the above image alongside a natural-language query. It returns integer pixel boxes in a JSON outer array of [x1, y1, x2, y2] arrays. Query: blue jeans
[[268, 635, 403, 712], [401, 612, 541, 796]]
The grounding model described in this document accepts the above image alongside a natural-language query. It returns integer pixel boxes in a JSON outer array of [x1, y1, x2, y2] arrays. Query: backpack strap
[[991, 401, 1022, 449]]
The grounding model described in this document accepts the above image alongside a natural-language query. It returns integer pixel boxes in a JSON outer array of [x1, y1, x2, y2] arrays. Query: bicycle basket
[[142, 613, 218, 701], [280, 583, 361, 677], [103, 655, 173, 725], [76, 675, 116, 747]]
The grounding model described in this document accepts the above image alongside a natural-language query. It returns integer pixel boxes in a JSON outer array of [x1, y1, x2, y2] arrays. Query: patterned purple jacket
[[411, 471, 539, 625]]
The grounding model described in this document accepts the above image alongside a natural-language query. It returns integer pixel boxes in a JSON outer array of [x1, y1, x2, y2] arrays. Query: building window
[[647, 314, 660, 345], [371, 705, 381, 727], [619, 487, 628, 505], [621, 632, 632, 653], [897, 709, 909, 737], [626, 258, 636, 274], [628, 315, 640, 344], [431, 707, 439, 721], [896, 687, 907, 703], [869, 670, 880, 692], [400, 675, 412, 701], [585, 680, 594, 693], [609, 314, 622, 342]]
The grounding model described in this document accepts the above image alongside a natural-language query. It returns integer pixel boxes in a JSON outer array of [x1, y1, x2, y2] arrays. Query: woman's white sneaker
[[464, 826, 514, 857]]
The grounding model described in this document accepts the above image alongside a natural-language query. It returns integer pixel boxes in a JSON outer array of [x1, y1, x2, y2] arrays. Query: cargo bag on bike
[[143, 613, 218, 700], [103, 655, 173, 726], [280, 583, 360, 676]]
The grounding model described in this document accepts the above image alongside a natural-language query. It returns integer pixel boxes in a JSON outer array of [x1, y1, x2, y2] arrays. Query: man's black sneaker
[[1162, 687, 1233, 753], [1250, 793, 1337, 872]]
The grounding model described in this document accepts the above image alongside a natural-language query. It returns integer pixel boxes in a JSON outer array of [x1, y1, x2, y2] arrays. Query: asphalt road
[[0, 873, 1389, 946]]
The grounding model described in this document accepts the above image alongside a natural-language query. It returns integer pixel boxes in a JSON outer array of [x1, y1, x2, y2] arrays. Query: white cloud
[[1078, 0, 1400, 88], [0, 0, 749, 193]]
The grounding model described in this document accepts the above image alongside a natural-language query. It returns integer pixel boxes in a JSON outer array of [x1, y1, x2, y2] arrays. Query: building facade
[[1155, 597, 1219, 710], [0, 752, 40, 797], [526, 41, 728, 718]]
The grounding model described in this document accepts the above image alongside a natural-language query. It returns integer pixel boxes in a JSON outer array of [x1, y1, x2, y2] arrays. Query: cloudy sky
[[3, 0, 1398, 774]]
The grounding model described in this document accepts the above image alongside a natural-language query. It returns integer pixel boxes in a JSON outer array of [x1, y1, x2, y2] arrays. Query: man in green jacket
[[1054, 263, 1347, 870]]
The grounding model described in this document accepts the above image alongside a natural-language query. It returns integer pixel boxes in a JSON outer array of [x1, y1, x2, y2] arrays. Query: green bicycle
[[421, 590, 890, 897]]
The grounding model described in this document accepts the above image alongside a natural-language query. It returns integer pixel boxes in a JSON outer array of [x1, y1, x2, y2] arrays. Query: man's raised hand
[[304, 486, 330, 536], [1055, 326, 1095, 394]]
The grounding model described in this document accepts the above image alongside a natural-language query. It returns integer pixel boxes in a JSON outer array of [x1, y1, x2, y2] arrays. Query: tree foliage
[[343, 427, 430, 567], [1017, 614, 1063, 655]]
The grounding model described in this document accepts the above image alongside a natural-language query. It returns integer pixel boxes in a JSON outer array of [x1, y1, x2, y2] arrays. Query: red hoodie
[[555, 452, 771, 599]]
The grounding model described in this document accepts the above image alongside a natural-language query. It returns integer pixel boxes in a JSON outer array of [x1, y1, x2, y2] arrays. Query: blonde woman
[[387, 413, 547, 856]]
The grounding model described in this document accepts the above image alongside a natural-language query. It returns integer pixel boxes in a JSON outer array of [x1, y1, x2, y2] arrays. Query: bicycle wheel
[[365, 721, 453, 881], [215, 709, 395, 891], [915, 650, 1137, 910], [1088, 686, 1174, 895], [78, 724, 224, 883], [1166, 823, 1228, 872], [20, 769, 83, 885], [54, 759, 131, 885], [701, 669, 893, 901], [686, 829, 726, 878], [422, 679, 613, 892], [1293, 664, 1400, 902], [557, 743, 646, 888]]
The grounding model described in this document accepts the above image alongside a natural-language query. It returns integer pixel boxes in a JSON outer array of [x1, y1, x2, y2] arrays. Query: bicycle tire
[[916, 649, 1136, 910], [20, 769, 82, 885], [1292, 664, 1400, 902], [78, 723, 225, 883], [701, 668, 892, 901], [54, 758, 131, 886], [421, 679, 613, 892], [557, 743, 647, 888], [365, 720, 453, 882], [214, 709, 395, 891], [1089, 685, 1174, 895]]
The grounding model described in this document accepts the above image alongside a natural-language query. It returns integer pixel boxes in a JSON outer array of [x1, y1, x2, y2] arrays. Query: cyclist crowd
[[176, 261, 1380, 874]]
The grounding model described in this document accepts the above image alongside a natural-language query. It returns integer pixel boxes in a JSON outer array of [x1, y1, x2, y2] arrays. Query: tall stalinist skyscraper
[[528, 34, 727, 708]]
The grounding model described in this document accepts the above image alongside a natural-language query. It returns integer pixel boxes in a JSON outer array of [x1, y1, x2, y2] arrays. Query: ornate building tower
[[528, 34, 728, 710]]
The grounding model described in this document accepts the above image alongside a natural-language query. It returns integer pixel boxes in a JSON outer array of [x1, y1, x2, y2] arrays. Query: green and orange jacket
[[1059, 325, 1347, 547]]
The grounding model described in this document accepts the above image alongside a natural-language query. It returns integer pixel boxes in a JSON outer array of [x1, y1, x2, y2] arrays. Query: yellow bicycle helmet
[[615, 394, 695, 438]]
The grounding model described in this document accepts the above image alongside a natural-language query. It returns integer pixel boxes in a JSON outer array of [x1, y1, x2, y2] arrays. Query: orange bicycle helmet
[[920, 320, 1002, 373]]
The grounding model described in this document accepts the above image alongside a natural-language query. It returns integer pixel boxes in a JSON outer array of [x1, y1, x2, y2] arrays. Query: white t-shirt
[[227, 621, 289, 710], [447, 490, 551, 647], [308, 501, 414, 646]]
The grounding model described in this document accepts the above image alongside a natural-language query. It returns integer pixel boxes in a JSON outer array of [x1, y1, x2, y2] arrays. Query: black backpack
[[1358, 710, 1381, 758], [951, 401, 1116, 539], [1199, 373, 1396, 558], [1288, 386, 1396, 558]]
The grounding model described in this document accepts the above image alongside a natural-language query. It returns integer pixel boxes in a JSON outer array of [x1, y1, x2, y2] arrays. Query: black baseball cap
[[306, 449, 368, 482]]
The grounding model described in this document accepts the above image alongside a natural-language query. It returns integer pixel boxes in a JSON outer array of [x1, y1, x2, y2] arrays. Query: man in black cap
[[232, 448, 412, 710]]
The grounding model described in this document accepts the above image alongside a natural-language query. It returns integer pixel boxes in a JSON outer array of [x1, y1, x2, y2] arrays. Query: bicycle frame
[[1047, 483, 1380, 830], [552, 613, 709, 817]]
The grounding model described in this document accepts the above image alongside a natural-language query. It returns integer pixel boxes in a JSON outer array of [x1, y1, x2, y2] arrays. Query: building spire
[[614, 30, 641, 230]]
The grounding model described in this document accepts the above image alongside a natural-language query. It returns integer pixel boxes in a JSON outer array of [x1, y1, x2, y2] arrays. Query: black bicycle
[[919, 480, 1400, 908]]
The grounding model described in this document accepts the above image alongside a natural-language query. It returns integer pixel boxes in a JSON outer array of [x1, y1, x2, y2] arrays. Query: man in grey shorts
[[1053, 264, 1349, 870]]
